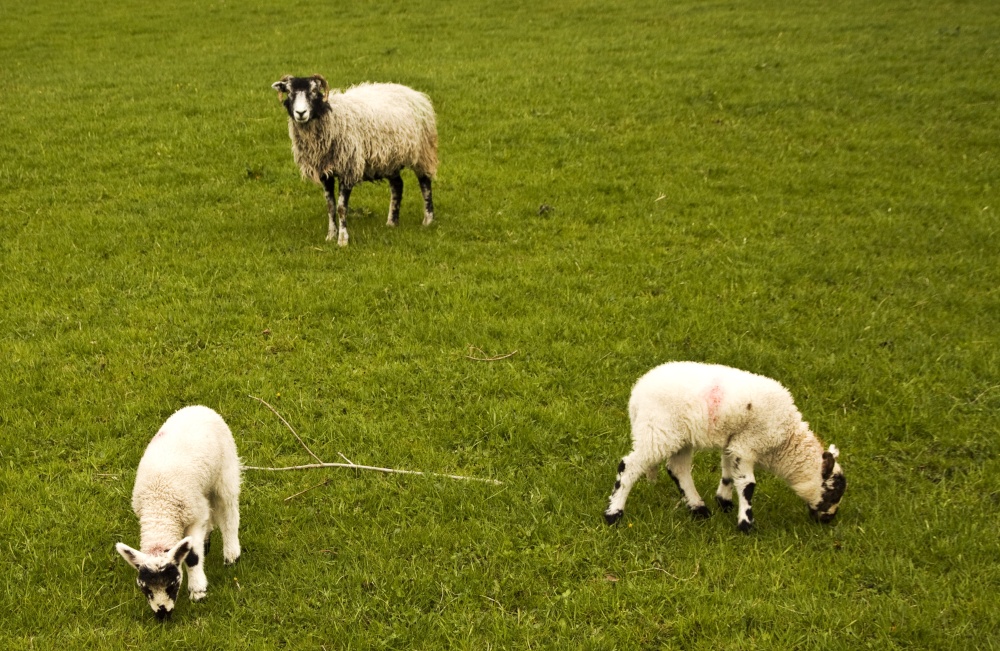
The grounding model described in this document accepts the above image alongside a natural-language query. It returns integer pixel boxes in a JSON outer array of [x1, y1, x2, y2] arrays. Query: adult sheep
[[604, 362, 846, 532], [271, 74, 438, 246], [116, 406, 241, 620]]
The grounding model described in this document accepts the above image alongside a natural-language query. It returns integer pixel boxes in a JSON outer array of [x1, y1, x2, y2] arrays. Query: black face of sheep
[[810, 449, 846, 523], [272, 75, 329, 124], [116, 539, 191, 620]]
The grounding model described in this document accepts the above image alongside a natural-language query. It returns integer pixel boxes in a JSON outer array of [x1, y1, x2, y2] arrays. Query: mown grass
[[1, 0, 999, 648]]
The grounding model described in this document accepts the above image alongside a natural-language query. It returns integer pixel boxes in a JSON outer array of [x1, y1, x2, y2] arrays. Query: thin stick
[[242, 462, 501, 485], [464, 346, 518, 362], [246, 394, 501, 486], [628, 560, 700, 581], [284, 478, 330, 502], [102, 601, 130, 616], [249, 394, 325, 465]]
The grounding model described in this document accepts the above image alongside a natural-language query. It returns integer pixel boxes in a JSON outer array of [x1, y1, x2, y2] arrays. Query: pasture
[[1, 0, 998, 648]]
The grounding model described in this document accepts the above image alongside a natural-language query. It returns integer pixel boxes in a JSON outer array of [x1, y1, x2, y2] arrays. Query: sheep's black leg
[[387, 173, 403, 227], [731, 456, 757, 533], [605, 451, 661, 525], [321, 175, 339, 243], [417, 174, 434, 226], [715, 451, 736, 512], [336, 183, 352, 247]]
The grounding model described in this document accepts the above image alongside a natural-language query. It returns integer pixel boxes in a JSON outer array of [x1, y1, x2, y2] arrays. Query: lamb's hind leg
[[387, 173, 403, 226], [214, 464, 242, 565], [417, 174, 434, 226], [667, 446, 710, 519], [605, 450, 659, 525]]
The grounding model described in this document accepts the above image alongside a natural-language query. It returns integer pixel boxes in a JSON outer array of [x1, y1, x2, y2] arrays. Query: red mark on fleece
[[152, 429, 166, 441], [705, 384, 724, 431]]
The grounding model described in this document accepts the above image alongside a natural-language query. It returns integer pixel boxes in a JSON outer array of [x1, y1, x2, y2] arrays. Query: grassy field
[[2, 0, 999, 648]]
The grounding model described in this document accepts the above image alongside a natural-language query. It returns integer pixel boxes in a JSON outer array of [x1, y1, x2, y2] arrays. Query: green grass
[[2, 0, 999, 647]]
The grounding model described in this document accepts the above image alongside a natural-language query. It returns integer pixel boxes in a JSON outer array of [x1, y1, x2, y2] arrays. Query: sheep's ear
[[828, 444, 840, 459], [821, 451, 836, 480], [310, 74, 328, 94], [168, 537, 193, 566], [116, 543, 143, 570], [272, 78, 290, 94]]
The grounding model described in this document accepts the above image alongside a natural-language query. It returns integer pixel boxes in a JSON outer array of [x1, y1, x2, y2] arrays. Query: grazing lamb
[[116, 406, 241, 620], [604, 362, 845, 532], [271, 74, 438, 246]]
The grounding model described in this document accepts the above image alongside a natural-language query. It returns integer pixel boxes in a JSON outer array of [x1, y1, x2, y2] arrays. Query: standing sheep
[[271, 74, 438, 246], [116, 406, 241, 620], [604, 362, 845, 532]]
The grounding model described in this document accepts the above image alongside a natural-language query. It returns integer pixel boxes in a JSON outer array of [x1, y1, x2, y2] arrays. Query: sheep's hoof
[[189, 589, 207, 602], [736, 519, 753, 534], [716, 496, 734, 513], [386, 218, 398, 227], [422, 214, 434, 226], [691, 505, 711, 519], [224, 553, 240, 566], [337, 234, 349, 247], [604, 510, 623, 526]]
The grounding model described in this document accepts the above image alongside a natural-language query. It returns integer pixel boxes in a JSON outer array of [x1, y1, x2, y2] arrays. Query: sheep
[[115, 405, 241, 620], [271, 74, 439, 247], [604, 362, 845, 532]]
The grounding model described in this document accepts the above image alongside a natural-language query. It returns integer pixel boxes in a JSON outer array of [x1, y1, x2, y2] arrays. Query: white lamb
[[604, 362, 846, 532], [116, 406, 241, 620], [271, 74, 438, 247]]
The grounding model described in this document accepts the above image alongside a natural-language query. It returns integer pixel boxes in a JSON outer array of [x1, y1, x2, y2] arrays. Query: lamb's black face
[[116, 538, 191, 621], [137, 563, 182, 620], [810, 448, 846, 523], [272, 75, 329, 124]]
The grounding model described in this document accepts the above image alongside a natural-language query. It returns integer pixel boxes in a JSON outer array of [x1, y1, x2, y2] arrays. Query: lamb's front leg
[[730, 455, 757, 533], [183, 526, 209, 601], [715, 451, 736, 512]]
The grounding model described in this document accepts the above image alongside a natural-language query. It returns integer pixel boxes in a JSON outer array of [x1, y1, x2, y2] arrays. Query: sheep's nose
[[294, 110, 307, 120], [155, 606, 171, 622]]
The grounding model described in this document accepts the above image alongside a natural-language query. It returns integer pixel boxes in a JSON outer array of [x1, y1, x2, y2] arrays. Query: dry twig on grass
[[249, 394, 324, 465], [628, 560, 700, 581], [283, 478, 330, 502], [464, 345, 518, 362], [244, 394, 502, 486]]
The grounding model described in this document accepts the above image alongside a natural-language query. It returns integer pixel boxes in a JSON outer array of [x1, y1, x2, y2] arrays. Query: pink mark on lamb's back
[[152, 429, 167, 441], [705, 384, 724, 431]]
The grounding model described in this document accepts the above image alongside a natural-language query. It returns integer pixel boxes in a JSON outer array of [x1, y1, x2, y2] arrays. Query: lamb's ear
[[821, 451, 836, 480], [310, 74, 328, 94], [116, 543, 144, 570], [828, 444, 840, 459], [168, 537, 193, 566]]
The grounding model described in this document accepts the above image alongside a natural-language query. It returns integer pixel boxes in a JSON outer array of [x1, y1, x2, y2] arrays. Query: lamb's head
[[115, 538, 193, 620], [272, 75, 329, 124], [809, 444, 846, 523]]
